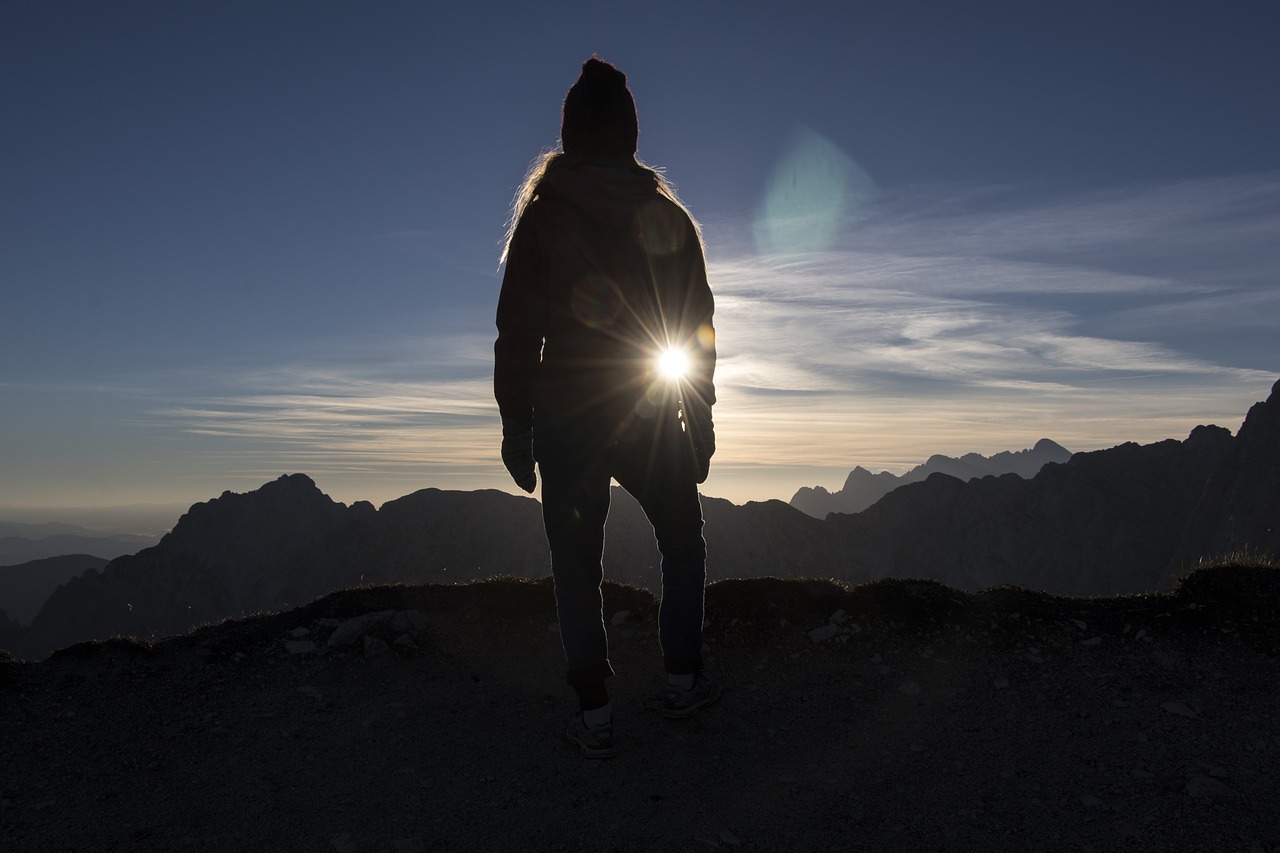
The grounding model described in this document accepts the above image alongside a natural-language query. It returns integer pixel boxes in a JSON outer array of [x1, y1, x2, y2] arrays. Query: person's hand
[[501, 421, 536, 493], [684, 403, 714, 485]]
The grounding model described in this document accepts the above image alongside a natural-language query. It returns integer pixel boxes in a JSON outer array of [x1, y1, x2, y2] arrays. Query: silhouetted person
[[495, 57, 720, 757]]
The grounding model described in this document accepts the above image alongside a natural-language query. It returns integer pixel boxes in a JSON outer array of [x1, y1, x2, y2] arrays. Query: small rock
[[288, 627, 312, 639], [720, 831, 741, 847], [870, 653, 883, 664], [1081, 637, 1103, 646], [549, 623, 560, 634], [1115, 822, 1141, 839], [899, 681, 921, 696], [1080, 795, 1103, 809], [829, 609, 847, 625], [393, 634, 417, 649], [1072, 619, 1088, 630], [391, 610, 429, 634], [994, 677, 1010, 690], [330, 834, 358, 853], [809, 624, 840, 644], [611, 610, 631, 626], [1185, 775, 1232, 801], [284, 640, 316, 655], [363, 636, 390, 658], [392, 838, 425, 853], [327, 610, 396, 648], [1161, 701, 1198, 719]]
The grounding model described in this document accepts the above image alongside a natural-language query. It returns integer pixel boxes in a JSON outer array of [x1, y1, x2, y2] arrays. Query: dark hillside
[[2, 564, 1277, 852], [0, 554, 108, 624]]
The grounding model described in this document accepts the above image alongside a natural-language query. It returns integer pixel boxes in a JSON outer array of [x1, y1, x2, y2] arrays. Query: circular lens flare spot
[[658, 348, 690, 380]]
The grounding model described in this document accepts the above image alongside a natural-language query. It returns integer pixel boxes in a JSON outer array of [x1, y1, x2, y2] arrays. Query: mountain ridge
[[0, 554, 109, 625], [9, 379, 1279, 660], [0, 531, 158, 565], [790, 438, 1073, 519]]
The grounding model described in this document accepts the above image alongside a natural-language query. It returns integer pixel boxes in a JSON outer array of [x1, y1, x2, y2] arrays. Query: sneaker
[[565, 712, 616, 759], [662, 672, 722, 719]]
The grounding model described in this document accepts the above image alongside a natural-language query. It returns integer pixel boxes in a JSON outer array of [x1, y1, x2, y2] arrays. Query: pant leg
[[535, 413, 616, 687], [611, 411, 707, 675]]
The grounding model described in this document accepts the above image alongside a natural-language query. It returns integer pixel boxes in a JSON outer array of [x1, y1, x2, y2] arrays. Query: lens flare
[[657, 348, 690, 380], [753, 125, 877, 256]]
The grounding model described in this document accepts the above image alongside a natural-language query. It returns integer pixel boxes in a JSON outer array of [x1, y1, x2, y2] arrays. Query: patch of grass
[[1173, 552, 1279, 604], [707, 576, 850, 624], [48, 635, 154, 662]]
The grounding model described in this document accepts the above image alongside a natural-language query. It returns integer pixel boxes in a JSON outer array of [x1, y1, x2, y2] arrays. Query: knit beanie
[[561, 57, 638, 157]]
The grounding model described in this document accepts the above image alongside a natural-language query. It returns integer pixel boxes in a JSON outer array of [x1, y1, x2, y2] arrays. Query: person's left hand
[[685, 404, 714, 485], [501, 422, 536, 493]]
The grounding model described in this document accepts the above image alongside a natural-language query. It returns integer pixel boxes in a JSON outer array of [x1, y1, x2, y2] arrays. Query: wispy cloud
[[115, 172, 1279, 505], [702, 172, 1279, 494]]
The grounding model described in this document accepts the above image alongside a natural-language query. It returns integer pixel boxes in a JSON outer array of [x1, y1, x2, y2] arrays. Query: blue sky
[[2, 1, 1277, 510]]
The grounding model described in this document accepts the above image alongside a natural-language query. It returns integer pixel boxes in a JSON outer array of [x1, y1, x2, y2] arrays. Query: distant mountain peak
[[792, 439, 1073, 519]]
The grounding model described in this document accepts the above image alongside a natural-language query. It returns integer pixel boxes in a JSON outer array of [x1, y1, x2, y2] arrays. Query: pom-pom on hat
[[561, 56, 638, 157]]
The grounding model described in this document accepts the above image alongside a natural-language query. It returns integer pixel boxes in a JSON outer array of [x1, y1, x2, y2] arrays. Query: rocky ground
[[2, 564, 1279, 852]]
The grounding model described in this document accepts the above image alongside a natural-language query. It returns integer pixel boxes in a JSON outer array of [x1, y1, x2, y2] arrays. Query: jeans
[[534, 408, 707, 686]]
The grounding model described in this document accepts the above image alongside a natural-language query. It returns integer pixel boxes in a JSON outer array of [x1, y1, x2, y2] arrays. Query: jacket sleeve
[[680, 226, 716, 416], [494, 210, 545, 430]]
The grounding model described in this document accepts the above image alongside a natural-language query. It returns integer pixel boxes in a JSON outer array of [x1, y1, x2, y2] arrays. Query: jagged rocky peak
[[1238, 378, 1280, 436], [1185, 423, 1233, 449], [791, 439, 1073, 519], [163, 474, 351, 553]]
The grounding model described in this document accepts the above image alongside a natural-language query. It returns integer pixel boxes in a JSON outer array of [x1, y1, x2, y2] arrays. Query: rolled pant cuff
[[566, 660, 615, 687], [663, 656, 702, 676]]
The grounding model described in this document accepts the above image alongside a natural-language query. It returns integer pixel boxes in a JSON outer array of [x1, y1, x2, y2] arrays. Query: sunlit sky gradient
[[2, 1, 1278, 512]]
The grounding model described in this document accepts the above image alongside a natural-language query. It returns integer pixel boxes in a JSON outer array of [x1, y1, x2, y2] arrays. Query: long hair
[[499, 149, 704, 266]]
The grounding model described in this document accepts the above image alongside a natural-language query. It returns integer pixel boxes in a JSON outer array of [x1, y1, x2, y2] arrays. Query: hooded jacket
[[494, 158, 715, 430]]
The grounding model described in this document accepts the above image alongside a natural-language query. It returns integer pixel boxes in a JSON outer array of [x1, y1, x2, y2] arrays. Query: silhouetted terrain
[[9, 380, 1279, 660], [791, 438, 1073, 519], [2, 565, 1277, 851], [0, 554, 108, 624]]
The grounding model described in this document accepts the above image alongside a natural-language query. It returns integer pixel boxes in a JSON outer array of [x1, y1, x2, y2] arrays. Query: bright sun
[[657, 348, 690, 380]]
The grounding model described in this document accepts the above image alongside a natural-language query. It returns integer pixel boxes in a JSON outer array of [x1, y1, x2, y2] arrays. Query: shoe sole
[[661, 681, 723, 719], [569, 740, 616, 759], [565, 728, 617, 759]]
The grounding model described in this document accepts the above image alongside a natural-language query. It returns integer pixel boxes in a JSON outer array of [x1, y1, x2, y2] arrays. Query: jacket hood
[[539, 159, 660, 228]]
